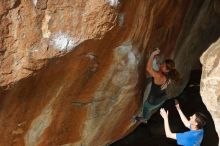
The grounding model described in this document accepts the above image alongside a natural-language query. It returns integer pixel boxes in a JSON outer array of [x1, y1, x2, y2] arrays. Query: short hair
[[195, 112, 207, 129]]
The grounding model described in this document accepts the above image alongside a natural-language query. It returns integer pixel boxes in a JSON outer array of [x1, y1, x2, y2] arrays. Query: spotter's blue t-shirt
[[176, 128, 204, 146]]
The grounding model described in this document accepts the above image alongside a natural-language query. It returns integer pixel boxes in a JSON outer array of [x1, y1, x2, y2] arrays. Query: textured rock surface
[[0, 0, 191, 145], [166, 0, 220, 97], [0, 0, 219, 146], [200, 38, 220, 140]]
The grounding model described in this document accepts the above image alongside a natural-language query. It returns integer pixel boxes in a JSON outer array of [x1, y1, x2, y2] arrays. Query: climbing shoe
[[132, 116, 147, 124]]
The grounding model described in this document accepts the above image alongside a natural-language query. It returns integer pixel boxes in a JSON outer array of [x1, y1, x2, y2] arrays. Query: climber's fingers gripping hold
[[152, 48, 160, 56]]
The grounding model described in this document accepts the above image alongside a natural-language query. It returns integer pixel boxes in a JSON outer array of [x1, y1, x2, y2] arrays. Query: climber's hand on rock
[[152, 48, 160, 56], [160, 108, 168, 120]]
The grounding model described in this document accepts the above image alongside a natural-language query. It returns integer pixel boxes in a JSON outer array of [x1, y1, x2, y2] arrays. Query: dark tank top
[[147, 78, 167, 105]]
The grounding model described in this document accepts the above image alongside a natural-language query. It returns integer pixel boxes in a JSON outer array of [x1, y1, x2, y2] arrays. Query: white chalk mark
[[111, 42, 140, 86], [86, 52, 96, 60], [107, 0, 119, 7], [25, 86, 63, 146], [50, 32, 78, 51], [25, 101, 53, 146], [116, 42, 139, 67], [118, 14, 124, 27], [32, 0, 37, 6], [128, 52, 136, 65], [42, 11, 51, 38], [62, 142, 81, 146]]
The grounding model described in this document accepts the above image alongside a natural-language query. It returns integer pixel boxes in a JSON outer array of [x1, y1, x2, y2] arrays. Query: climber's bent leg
[[143, 100, 156, 119]]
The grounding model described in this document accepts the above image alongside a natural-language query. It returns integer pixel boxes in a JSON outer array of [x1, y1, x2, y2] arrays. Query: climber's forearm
[[146, 54, 155, 72]]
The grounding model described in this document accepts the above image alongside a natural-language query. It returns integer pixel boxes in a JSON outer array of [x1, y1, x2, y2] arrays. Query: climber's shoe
[[131, 115, 139, 123], [132, 116, 147, 124], [142, 118, 148, 124]]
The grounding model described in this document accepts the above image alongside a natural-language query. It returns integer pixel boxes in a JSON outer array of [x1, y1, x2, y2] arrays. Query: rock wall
[[0, 0, 219, 146], [0, 0, 191, 146], [200, 38, 220, 140], [166, 0, 220, 97]]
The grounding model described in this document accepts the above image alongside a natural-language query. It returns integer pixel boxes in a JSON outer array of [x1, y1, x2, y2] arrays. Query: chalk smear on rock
[[107, 0, 119, 7], [50, 32, 78, 52], [32, 0, 37, 6]]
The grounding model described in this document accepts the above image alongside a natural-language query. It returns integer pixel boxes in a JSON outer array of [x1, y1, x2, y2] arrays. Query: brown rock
[[1, 0, 208, 146], [166, 0, 220, 97]]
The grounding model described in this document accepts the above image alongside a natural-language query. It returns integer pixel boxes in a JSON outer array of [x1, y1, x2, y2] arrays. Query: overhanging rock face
[[2, 0, 220, 146]]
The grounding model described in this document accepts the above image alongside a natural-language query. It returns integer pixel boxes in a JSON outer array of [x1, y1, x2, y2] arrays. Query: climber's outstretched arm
[[146, 48, 161, 78]]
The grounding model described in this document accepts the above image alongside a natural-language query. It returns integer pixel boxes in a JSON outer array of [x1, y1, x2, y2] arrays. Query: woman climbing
[[133, 48, 181, 123]]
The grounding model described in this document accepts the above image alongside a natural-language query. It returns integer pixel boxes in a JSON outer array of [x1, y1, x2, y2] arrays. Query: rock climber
[[133, 48, 181, 123], [160, 99, 207, 146]]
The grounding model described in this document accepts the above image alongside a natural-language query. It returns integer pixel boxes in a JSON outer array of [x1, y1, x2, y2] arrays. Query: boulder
[[200, 38, 220, 139], [1, 0, 220, 146]]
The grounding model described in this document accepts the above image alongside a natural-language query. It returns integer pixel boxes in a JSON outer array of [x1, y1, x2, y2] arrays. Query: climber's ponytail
[[168, 68, 181, 82], [164, 59, 181, 82]]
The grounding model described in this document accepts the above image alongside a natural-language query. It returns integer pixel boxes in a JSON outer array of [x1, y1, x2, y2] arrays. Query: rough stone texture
[[200, 38, 220, 140], [0, 0, 219, 146], [166, 0, 220, 97], [0, 0, 191, 145]]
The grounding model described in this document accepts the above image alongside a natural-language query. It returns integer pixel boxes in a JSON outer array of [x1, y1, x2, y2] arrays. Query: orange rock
[[0, 0, 191, 145]]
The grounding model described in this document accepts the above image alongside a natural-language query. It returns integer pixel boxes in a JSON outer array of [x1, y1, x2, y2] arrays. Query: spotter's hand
[[175, 99, 180, 109], [160, 108, 169, 120]]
